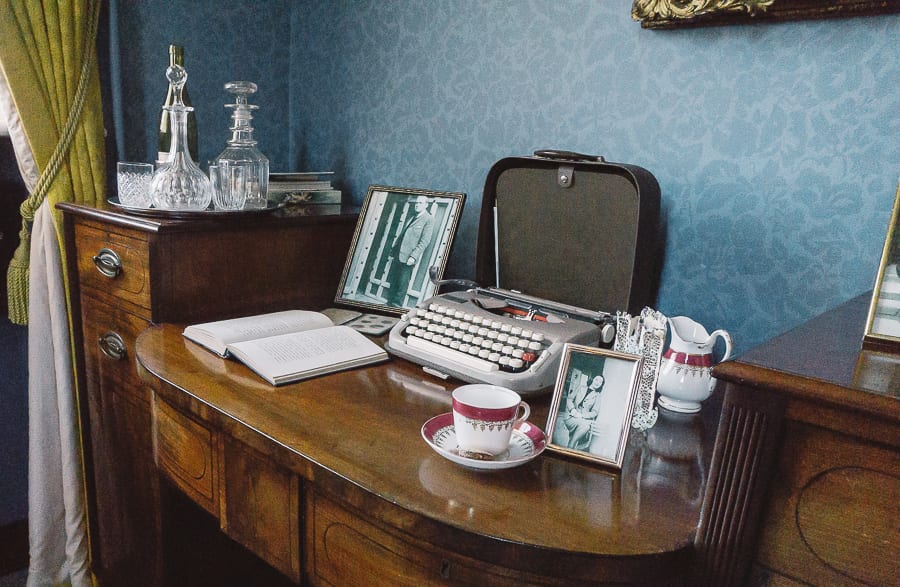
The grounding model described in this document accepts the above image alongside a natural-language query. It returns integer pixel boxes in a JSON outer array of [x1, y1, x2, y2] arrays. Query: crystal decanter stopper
[[212, 81, 269, 209], [150, 64, 212, 210]]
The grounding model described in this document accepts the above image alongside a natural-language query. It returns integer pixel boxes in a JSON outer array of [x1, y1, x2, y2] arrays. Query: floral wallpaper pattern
[[120, 0, 899, 354]]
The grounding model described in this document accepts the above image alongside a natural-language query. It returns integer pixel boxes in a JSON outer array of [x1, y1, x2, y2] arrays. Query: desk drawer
[[75, 223, 151, 310], [307, 493, 549, 587], [755, 421, 900, 586], [221, 436, 301, 583], [152, 394, 219, 516], [81, 296, 150, 400]]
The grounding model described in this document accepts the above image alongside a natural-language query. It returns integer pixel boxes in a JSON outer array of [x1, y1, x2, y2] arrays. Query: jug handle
[[709, 329, 734, 363]]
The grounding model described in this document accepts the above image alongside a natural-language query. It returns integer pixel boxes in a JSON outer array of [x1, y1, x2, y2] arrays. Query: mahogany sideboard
[[58, 202, 359, 586], [706, 294, 899, 586]]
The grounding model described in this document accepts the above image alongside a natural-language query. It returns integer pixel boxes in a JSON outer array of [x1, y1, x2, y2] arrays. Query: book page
[[227, 326, 387, 384], [183, 310, 333, 356]]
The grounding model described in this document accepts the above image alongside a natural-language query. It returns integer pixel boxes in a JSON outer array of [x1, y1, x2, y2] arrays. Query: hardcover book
[[271, 189, 342, 205], [183, 310, 388, 385]]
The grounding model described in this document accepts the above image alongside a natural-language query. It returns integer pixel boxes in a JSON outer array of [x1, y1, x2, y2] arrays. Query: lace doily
[[615, 308, 667, 430]]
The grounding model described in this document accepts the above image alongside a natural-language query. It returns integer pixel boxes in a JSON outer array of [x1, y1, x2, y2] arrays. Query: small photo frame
[[864, 181, 900, 353], [336, 185, 465, 314], [545, 344, 643, 469]]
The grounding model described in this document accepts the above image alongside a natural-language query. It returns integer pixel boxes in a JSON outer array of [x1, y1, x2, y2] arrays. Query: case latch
[[558, 165, 575, 188]]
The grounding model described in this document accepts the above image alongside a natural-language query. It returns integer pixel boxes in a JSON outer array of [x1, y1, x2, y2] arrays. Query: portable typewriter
[[386, 285, 616, 394], [386, 150, 661, 395]]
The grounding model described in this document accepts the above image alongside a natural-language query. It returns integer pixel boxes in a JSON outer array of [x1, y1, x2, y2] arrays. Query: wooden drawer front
[[75, 223, 150, 310], [308, 493, 548, 587], [221, 436, 301, 583], [756, 421, 900, 586], [86, 376, 153, 461], [151, 220, 355, 324], [87, 384, 161, 584], [152, 395, 219, 516], [81, 297, 150, 400]]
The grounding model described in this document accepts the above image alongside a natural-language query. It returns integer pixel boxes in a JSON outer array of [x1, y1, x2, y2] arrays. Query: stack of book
[[268, 172, 341, 206]]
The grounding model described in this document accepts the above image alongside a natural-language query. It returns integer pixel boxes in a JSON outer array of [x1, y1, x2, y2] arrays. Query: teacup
[[452, 384, 530, 456]]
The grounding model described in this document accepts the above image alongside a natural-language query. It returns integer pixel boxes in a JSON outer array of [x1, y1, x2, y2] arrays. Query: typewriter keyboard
[[396, 302, 551, 373]]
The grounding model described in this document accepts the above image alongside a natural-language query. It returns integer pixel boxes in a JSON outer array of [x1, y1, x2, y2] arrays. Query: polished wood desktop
[[133, 295, 900, 586], [61, 202, 719, 585], [135, 323, 717, 586]]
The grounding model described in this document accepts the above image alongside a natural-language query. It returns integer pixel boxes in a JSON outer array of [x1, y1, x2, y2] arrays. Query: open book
[[183, 310, 388, 386]]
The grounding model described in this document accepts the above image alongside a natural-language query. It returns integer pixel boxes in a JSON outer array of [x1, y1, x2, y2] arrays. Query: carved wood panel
[[692, 383, 785, 585], [220, 435, 301, 583]]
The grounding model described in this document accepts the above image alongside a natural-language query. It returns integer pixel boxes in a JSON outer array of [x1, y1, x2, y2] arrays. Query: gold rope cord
[[4, 0, 102, 324]]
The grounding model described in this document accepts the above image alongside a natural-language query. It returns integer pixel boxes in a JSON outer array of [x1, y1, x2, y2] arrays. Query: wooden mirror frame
[[632, 0, 900, 29]]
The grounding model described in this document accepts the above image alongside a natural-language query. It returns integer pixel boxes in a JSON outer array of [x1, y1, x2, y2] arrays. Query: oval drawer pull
[[92, 248, 122, 278], [98, 332, 127, 361]]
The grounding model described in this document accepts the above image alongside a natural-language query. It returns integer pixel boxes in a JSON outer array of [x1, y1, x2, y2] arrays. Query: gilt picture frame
[[545, 344, 643, 469], [863, 182, 900, 353], [632, 0, 900, 29], [336, 185, 465, 315]]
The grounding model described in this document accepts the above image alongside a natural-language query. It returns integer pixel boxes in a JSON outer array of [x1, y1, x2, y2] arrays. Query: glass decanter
[[150, 64, 212, 210], [212, 81, 269, 209]]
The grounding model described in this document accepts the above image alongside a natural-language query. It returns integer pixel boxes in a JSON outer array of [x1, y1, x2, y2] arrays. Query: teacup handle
[[515, 401, 531, 425], [710, 329, 734, 363], [708, 330, 734, 393]]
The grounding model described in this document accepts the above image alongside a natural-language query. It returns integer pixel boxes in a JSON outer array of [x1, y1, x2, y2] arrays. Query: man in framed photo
[[385, 196, 434, 307]]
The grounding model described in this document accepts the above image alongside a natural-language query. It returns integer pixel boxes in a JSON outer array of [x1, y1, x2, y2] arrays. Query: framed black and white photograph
[[864, 182, 900, 353], [336, 185, 465, 314], [546, 344, 643, 469]]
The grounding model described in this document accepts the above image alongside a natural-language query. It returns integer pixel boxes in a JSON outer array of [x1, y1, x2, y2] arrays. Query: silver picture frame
[[545, 344, 643, 469]]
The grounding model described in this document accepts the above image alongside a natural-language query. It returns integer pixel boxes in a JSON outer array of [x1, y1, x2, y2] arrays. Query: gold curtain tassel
[[6, 223, 31, 325]]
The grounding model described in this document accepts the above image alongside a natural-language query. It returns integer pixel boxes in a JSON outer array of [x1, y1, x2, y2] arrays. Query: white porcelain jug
[[656, 316, 733, 413]]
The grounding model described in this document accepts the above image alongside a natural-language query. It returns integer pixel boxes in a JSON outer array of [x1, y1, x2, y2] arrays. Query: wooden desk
[[706, 294, 899, 586], [61, 198, 897, 584], [135, 324, 720, 586]]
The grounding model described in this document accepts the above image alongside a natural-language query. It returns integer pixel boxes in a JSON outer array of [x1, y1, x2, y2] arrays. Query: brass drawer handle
[[92, 248, 122, 278], [98, 332, 127, 361]]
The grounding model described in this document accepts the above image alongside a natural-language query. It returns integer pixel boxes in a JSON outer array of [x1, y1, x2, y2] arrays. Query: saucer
[[421, 412, 546, 470]]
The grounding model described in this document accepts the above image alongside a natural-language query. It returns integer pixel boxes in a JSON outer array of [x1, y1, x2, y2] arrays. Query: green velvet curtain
[[0, 0, 106, 325]]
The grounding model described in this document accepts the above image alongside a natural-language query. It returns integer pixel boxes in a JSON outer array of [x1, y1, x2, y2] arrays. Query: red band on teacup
[[663, 349, 713, 367], [452, 398, 518, 422]]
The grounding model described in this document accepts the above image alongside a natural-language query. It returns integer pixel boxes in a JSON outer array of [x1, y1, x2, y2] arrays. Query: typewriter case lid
[[475, 150, 661, 316]]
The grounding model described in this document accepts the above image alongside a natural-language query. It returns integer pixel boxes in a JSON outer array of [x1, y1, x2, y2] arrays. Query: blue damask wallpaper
[[116, 0, 899, 355], [113, 0, 293, 168]]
